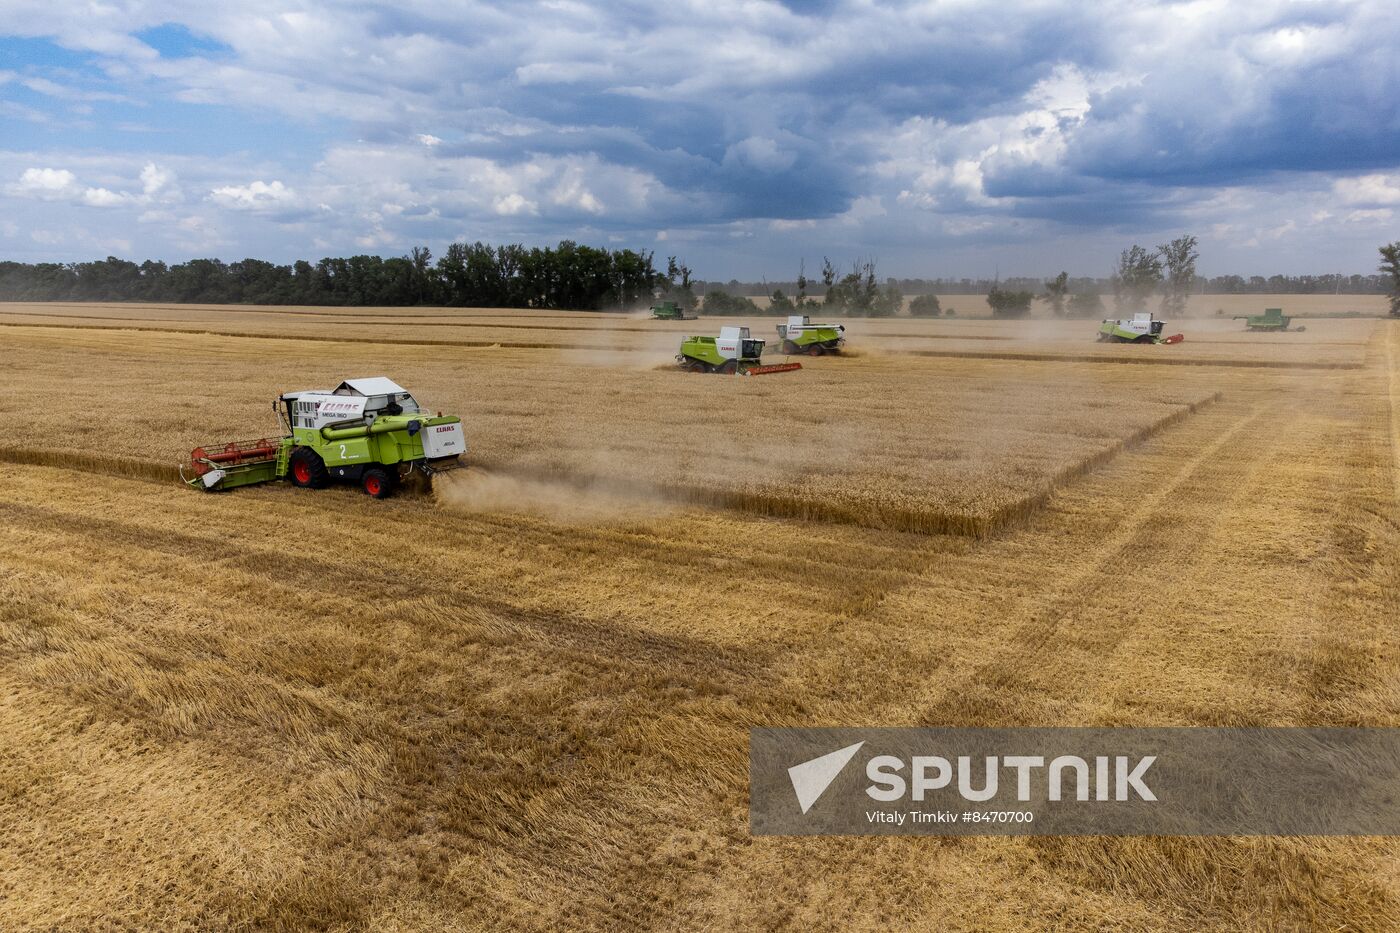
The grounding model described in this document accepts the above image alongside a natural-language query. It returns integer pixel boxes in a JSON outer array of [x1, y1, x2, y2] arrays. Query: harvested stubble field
[[0, 299, 1378, 369], [1, 303, 1398, 930]]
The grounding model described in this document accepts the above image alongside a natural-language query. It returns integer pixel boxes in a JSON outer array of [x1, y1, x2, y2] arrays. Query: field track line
[[0, 395, 1220, 539], [0, 309, 675, 335], [1013, 404, 1264, 651], [895, 347, 1362, 371], [914, 401, 1267, 722], [0, 320, 608, 352], [1, 319, 1358, 370], [0, 310, 1014, 340], [0, 302, 627, 322]]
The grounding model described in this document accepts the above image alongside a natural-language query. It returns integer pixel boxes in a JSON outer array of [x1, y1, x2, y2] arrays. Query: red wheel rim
[[365, 475, 381, 495], [293, 460, 311, 483]]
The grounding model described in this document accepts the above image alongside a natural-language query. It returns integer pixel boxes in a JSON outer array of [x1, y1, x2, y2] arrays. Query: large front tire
[[289, 448, 329, 489]]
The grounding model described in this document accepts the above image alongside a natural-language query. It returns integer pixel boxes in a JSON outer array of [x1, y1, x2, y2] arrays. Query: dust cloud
[[431, 467, 677, 523]]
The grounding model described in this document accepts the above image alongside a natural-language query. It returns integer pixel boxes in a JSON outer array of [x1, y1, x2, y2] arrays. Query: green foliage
[[1066, 291, 1105, 318], [1112, 245, 1164, 312], [1379, 242, 1400, 316], [769, 289, 796, 315], [821, 258, 901, 316], [1158, 234, 1199, 316], [1039, 271, 1069, 316], [908, 294, 942, 317], [0, 241, 665, 310], [701, 289, 759, 315], [986, 285, 1034, 318]]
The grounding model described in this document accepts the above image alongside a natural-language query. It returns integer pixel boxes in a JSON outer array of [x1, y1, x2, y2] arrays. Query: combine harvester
[[650, 300, 695, 321], [1233, 307, 1300, 332], [776, 315, 846, 355], [181, 377, 465, 498], [1097, 312, 1184, 344], [676, 326, 803, 375]]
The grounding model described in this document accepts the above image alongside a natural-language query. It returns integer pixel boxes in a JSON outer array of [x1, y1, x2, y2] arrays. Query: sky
[[0, 0, 1397, 279]]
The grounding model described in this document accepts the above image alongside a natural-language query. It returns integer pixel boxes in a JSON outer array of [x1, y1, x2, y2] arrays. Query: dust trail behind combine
[[431, 467, 677, 523]]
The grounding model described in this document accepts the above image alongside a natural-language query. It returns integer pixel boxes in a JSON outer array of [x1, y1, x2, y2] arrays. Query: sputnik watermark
[[750, 728, 1400, 836]]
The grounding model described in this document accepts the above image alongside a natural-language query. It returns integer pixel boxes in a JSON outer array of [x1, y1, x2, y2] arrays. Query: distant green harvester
[[1234, 307, 1292, 332], [650, 300, 695, 320]]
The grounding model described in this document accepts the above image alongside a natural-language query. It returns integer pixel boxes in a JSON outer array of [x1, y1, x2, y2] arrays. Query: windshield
[[365, 392, 421, 416]]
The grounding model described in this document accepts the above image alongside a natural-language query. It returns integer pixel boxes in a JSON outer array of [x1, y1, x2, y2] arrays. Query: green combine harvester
[[776, 315, 846, 355], [676, 326, 802, 375], [1097, 312, 1185, 344], [180, 377, 465, 498], [1233, 307, 1295, 331], [650, 300, 695, 320]]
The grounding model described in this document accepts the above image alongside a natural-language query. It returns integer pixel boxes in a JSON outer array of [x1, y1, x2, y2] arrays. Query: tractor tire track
[[0, 497, 767, 686], [895, 347, 1362, 371], [912, 399, 1269, 725]]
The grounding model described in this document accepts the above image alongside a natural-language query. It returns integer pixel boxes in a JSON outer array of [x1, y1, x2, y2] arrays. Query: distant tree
[[409, 246, 435, 304], [987, 284, 1034, 318], [1380, 242, 1400, 316], [701, 289, 759, 315], [1066, 291, 1105, 318], [1039, 271, 1069, 316], [1112, 245, 1163, 312], [908, 294, 942, 317], [1158, 234, 1198, 316], [769, 289, 796, 315], [822, 258, 900, 316], [664, 256, 697, 310]]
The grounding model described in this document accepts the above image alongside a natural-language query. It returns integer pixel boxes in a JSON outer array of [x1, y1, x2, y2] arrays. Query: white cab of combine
[[716, 326, 750, 359], [1116, 312, 1158, 337], [782, 315, 844, 336], [282, 377, 425, 431]]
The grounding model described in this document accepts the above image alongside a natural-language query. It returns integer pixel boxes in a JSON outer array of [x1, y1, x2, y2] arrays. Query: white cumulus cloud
[[14, 167, 77, 196], [209, 179, 297, 210]]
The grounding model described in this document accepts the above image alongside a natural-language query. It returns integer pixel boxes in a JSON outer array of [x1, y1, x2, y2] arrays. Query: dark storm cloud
[[2, 0, 1398, 272]]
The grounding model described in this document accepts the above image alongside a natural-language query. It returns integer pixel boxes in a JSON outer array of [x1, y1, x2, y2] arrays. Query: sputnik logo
[[787, 741, 865, 814]]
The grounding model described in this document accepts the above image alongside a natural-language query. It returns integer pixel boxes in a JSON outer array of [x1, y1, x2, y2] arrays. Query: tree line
[[700, 272, 1395, 298], [0, 241, 674, 310], [3, 237, 1398, 316]]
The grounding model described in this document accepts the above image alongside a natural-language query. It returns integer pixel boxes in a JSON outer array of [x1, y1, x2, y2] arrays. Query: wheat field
[[1, 302, 1397, 930]]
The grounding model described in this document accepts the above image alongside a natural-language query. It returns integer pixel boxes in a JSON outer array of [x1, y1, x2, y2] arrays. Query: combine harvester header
[[181, 377, 465, 498], [676, 326, 803, 375], [1097, 312, 1184, 345]]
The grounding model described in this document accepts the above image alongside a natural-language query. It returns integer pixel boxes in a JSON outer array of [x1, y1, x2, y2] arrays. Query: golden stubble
[[0, 306, 1396, 930]]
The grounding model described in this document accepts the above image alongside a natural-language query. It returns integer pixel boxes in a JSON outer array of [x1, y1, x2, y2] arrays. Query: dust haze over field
[[432, 467, 678, 523], [1, 301, 1398, 930]]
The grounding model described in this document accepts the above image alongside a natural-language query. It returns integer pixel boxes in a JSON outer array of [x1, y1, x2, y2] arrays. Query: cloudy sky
[[1, 0, 1397, 278]]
